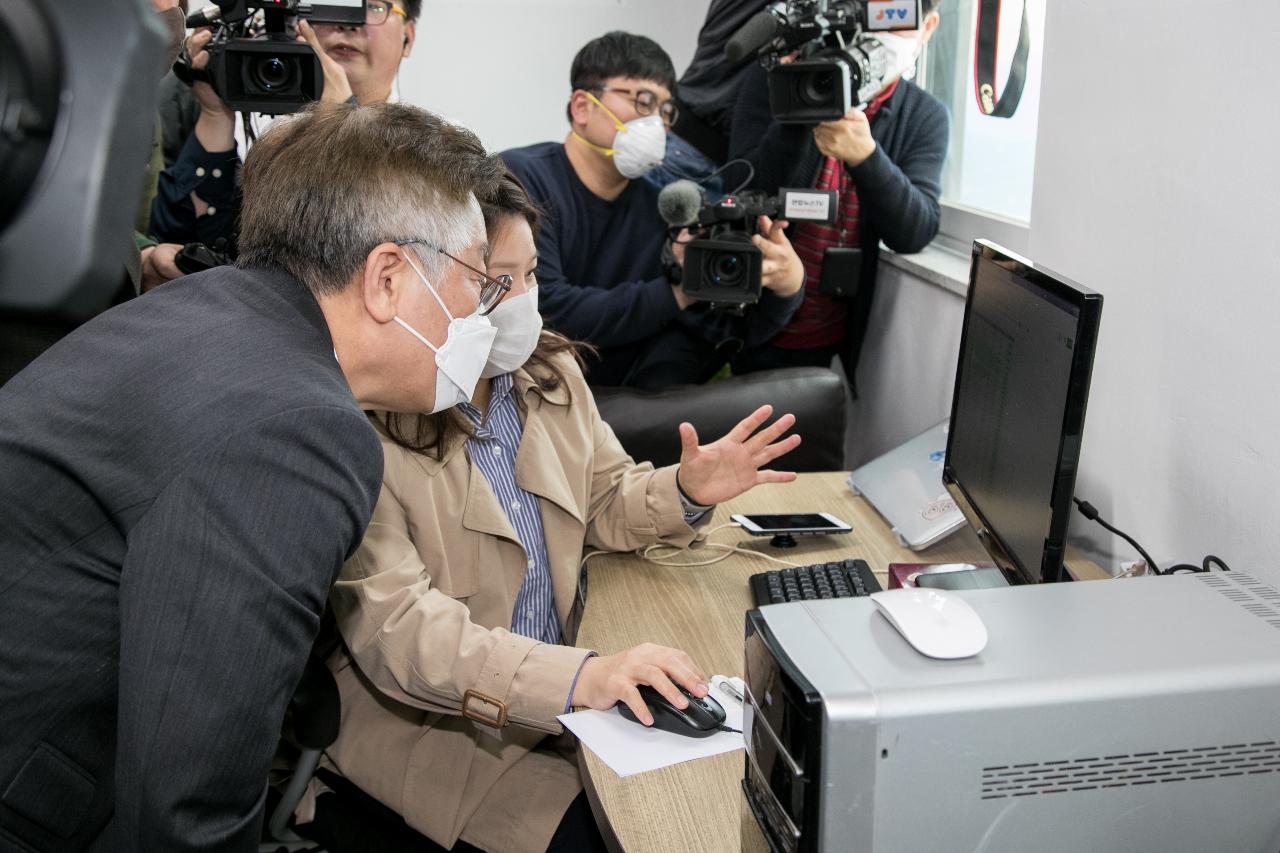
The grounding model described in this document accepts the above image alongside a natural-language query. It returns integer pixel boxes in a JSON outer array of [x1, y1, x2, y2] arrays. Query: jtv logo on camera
[[868, 0, 919, 30]]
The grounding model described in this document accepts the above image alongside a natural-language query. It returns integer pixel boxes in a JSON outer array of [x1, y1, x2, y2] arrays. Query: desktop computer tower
[[741, 572, 1280, 852]]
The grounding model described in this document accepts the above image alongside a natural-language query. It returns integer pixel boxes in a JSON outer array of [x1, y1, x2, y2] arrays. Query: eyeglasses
[[365, 2, 407, 25], [593, 86, 679, 127], [394, 239, 512, 316], [311, 2, 405, 27]]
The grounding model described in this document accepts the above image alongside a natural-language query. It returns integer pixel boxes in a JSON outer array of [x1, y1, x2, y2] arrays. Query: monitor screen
[[943, 241, 1102, 583]]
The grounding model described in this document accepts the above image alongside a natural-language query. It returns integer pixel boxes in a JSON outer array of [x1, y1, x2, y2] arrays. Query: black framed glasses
[[365, 2, 406, 25], [395, 239, 512, 316], [313, 2, 405, 26], [595, 86, 679, 126]]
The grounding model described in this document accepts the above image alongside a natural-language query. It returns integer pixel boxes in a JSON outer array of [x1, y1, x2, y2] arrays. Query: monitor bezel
[[942, 240, 1103, 585]]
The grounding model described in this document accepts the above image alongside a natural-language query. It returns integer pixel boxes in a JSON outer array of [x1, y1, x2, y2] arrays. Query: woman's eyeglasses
[[594, 86, 679, 127], [394, 240, 512, 315]]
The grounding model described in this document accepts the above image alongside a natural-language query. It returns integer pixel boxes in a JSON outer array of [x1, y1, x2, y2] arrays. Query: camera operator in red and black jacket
[[728, 0, 948, 393]]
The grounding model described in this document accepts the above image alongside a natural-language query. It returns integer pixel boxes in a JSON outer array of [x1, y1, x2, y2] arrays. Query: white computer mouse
[[869, 587, 988, 659]]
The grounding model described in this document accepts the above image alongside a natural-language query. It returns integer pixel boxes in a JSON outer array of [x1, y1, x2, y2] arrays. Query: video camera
[[658, 179, 837, 308], [176, 0, 367, 114], [725, 0, 923, 123], [1, 0, 166, 321]]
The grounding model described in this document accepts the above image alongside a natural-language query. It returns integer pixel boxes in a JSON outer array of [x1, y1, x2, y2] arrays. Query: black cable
[[1072, 497, 1163, 575], [1072, 498, 1233, 577], [700, 157, 756, 196], [719, 725, 742, 734], [1203, 555, 1232, 572], [1163, 554, 1233, 575]]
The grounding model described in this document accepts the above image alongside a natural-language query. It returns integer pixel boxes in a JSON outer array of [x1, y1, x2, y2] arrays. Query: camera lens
[[710, 252, 744, 286], [251, 56, 295, 92], [800, 70, 836, 108]]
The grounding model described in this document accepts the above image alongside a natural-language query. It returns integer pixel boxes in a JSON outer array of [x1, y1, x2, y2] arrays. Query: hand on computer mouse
[[570, 642, 709, 726], [615, 684, 727, 738]]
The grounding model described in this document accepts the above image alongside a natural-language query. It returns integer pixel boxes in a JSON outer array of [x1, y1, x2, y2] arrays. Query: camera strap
[[973, 0, 1031, 119]]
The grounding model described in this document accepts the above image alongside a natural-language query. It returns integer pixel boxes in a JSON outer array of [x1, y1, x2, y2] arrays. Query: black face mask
[[158, 5, 187, 76]]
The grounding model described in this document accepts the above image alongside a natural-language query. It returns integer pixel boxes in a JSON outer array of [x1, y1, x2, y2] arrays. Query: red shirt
[[771, 81, 899, 350]]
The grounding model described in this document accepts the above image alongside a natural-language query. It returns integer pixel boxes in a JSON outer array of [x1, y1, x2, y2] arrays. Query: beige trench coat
[[321, 353, 704, 852]]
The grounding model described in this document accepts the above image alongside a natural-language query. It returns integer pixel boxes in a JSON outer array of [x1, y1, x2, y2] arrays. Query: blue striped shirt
[[458, 374, 562, 645]]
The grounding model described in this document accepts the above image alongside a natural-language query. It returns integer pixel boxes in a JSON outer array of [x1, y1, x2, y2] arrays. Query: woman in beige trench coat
[[307, 172, 804, 852]]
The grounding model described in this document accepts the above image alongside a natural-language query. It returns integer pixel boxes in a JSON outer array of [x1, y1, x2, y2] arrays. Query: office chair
[[265, 649, 460, 853], [592, 367, 847, 472], [264, 652, 342, 845]]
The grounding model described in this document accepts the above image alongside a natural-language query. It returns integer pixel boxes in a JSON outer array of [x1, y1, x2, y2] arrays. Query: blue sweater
[[501, 142, 802, 385]]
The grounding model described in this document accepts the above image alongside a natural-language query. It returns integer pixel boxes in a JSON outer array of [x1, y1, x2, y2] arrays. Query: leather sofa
[[592, 367, 847, 473]]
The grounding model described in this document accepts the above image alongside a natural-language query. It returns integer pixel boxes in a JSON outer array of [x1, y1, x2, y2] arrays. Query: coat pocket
[[2, 743, 96, 839]]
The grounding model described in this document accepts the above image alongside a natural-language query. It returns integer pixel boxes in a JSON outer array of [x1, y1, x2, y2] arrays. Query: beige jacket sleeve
[[330, 482, 591, 735], [579, 384, 709, 553]]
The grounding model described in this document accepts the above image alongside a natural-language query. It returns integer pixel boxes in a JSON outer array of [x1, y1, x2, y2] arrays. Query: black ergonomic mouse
[[616, 684, 727, 738]]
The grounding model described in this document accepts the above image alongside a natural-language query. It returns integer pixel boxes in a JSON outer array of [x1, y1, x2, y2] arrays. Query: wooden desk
[[573, 471, 1105, 853]]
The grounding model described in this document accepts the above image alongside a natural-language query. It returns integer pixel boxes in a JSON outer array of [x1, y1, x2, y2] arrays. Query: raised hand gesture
[[677, 404, 801, 507]]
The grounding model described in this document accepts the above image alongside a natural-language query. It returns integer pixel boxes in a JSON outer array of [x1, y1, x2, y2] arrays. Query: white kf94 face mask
[[873, 32, 923, 82], [574, 92, 668, 179], [610, 114, 667, 179], [481, 285, 542, 379], [393, 251, 497, 413]]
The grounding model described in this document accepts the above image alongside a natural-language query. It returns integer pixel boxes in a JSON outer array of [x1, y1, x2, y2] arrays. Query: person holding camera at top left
[[501, 31, 806, 391], [149, 0, 421, 253]]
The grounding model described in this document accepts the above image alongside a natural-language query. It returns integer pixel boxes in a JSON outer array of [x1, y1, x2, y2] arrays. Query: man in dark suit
[[0, 102, 503, 851]]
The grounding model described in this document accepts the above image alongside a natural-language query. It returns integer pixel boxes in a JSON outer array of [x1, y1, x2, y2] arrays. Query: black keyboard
[[750, 558, 883, 607]]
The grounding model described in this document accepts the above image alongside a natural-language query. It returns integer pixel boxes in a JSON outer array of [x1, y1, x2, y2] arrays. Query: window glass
[[920, 0, 1047, 224]]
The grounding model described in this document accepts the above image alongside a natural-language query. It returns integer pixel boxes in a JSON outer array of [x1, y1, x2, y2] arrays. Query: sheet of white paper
[[558, 675, 746, 778]]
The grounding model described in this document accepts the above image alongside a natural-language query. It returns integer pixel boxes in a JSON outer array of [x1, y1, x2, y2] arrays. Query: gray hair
[[395, 192, 485, 285], [237, 102, 502, 297]]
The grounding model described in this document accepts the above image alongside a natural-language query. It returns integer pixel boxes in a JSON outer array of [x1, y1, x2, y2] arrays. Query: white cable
[[579, 522, 805, 570], [639, 541, 804, 569]]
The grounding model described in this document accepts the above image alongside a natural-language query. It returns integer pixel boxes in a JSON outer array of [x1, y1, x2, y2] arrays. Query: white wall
[[846, 261, 966, 470], [1028, 0, 1280, 578], [394, 0, 712, 153]]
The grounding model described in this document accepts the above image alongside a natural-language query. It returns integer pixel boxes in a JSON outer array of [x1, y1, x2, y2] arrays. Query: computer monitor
[[942, 240, 1103, 584]]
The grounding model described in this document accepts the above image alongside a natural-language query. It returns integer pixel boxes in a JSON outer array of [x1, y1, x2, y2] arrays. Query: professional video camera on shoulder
[[725, 0, 922, 123], [177, 0, 367, 114], [658, 179, 837, 309]]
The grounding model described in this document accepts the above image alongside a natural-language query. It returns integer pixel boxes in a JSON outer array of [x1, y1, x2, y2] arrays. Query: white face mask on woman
[[480, 285, 542, 379], [393, 252, 497, 413]]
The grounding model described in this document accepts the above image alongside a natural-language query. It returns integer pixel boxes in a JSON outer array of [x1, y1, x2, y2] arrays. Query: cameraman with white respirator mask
[[502, 31, 805, 392]]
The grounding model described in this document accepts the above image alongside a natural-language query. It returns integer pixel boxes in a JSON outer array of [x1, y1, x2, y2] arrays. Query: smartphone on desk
[[913, 565, 1008, 590], [731, 512, 852, 537]]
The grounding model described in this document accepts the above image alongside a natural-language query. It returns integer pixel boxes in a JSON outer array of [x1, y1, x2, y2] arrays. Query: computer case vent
[[980, 742, 1280, 800], [1196, 572, 1280, 631]]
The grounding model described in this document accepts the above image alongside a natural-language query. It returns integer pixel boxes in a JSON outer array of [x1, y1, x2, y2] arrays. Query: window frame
[[915, 2, 1040, 258]]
